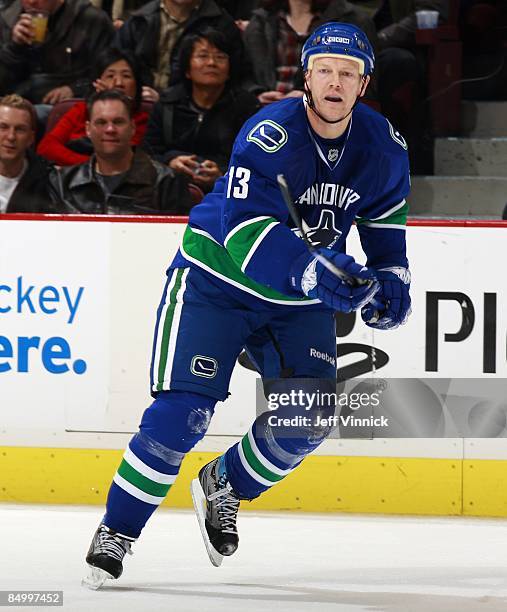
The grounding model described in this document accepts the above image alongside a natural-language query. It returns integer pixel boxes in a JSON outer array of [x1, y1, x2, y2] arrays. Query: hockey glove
[[361, 267, 411, 330], [290, 249, 379, 313]]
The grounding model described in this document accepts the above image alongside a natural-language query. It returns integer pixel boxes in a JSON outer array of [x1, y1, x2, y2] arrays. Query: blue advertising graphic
[[0, 276, 86, 375]]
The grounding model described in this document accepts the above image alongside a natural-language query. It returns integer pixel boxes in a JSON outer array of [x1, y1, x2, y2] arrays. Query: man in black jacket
[[0, 0, 114, 104], [0, 94, 61, 213], [52, 89, 192, 215], [116, 0, 249, 90]]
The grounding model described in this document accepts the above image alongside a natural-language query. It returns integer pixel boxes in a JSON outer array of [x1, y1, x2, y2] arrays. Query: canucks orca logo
[[247, 120, 288, 153], [292, 209, 342, 248]]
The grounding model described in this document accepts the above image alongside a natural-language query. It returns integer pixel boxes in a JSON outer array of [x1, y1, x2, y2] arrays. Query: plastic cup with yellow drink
[[28, 9, 49, 44]]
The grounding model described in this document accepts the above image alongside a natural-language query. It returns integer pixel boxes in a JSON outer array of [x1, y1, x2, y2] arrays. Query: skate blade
[[81, 565, 114, 590], [190, 478, 224, 568]]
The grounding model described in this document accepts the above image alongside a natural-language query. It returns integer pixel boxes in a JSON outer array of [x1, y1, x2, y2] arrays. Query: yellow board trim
[[0, 446, 477, 515], [463, 460, 507, 517]]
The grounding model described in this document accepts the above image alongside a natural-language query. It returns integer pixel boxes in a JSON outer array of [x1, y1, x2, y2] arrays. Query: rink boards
[[1, 214, 507, 516]]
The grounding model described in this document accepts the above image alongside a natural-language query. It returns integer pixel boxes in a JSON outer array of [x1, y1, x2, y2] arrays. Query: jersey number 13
[[227, 166, 251, 199]]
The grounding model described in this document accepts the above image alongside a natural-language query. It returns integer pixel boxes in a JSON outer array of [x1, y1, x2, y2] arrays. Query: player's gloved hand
[[290, 249, 379, 312], [361, 267, 411, 330]]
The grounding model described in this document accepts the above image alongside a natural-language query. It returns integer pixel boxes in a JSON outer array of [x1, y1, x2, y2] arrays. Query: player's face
[[86, 100, 134, 159], [305, 57, 368, 122], [186, 39, 230, 88], [0, 106, 34, 166]]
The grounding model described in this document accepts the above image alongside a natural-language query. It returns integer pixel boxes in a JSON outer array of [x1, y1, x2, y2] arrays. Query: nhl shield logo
[[328, 148, 339, 162]]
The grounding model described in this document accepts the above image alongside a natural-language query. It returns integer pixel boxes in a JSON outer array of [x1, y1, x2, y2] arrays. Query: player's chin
[[318, 100, 350, 121]]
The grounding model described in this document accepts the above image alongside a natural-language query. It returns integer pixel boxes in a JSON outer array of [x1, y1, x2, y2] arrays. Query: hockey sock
[[224, 379, 335, 499], [103, 390, 216, 538]]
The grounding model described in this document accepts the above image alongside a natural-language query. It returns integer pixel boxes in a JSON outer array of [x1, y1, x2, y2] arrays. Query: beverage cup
[[415, 10, 439, 29], [28, 10, 48, 44]]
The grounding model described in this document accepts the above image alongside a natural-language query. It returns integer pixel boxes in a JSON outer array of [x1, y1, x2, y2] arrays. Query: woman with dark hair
[[143, 27, 259, 193], [245, 0, 377, 103], [37, 48, 157, 167]]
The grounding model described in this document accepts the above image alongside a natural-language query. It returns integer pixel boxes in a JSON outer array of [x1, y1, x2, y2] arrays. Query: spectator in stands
[[373, 0, 446, 173], [37, 49, 154, 167], [0, 94, 62, 213], [115, 0, 249, 92], [215, 0, 258, 30], [0, 0, 115, 104], [142, 28, 259, 193], [103, 0, 151, 29], [244, 0, 377, 104], [51, 90, 192, 215]]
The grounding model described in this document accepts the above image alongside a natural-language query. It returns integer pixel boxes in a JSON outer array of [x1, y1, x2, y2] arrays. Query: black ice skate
[[191, 456, 240, 567], [82, 524, 135, 590]]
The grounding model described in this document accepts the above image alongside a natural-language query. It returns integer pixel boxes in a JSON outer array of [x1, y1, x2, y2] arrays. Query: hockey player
[[84, 22, 411, 588]]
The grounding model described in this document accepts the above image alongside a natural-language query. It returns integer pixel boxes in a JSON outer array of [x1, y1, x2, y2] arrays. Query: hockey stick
[[276, 174, 383, 316]]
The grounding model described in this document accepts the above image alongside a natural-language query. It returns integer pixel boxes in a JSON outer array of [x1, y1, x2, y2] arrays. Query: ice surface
[[1, 504, 507, 611]]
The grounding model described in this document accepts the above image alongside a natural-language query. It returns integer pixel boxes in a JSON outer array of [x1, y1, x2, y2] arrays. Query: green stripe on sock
[[156, 268, 184, 389], [241, 436, 284, 483], [117, 459, 171, 498]]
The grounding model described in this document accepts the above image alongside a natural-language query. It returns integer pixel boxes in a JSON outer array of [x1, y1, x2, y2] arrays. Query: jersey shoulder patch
[[386, 118, 408, 150], [246, 119, 288, 153]]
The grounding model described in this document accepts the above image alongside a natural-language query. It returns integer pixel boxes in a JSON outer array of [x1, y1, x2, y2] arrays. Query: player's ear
[[85, 120, 91, 138], [359, 75, 370, 97]]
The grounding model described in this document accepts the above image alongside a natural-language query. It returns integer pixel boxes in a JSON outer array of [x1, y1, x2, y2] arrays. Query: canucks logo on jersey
[[246, 120, 288, 153]]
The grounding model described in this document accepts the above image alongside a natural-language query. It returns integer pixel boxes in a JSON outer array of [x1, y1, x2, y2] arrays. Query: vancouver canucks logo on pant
[[191, 355, 218, 378], [292, 209, 342, 248]]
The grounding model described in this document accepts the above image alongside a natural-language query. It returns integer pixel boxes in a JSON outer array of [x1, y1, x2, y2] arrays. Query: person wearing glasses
[[143, 28, 259, 193]]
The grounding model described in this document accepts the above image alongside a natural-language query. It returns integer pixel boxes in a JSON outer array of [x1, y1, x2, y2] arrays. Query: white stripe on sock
[[237, 439, 275, 488], [113, 473, 165, 506], [247, 428, 292, 477], [124, 447, 177, 485]]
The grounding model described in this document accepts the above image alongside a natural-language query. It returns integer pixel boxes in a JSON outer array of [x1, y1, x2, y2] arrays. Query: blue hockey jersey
[[173, 97, 410, 308]]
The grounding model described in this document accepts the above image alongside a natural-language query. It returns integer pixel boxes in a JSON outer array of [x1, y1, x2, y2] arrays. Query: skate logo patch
[[247, 120, 288, 153], [191, 355, 218, 378]]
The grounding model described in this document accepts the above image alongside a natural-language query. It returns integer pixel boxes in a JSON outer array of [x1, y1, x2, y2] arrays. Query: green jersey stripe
[[118, 459, 172, 497], [360, 222, 407, 230], [225, 217, 278, 269], [156, 268, 184, 389], [356, 200, 409, 226], [223, 215, 272, 247], [182, 226, 312, 304], [241, 436, 284, 483]]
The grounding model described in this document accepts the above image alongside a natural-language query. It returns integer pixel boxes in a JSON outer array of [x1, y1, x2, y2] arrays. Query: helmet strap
[[304, 75, 368, 125]]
